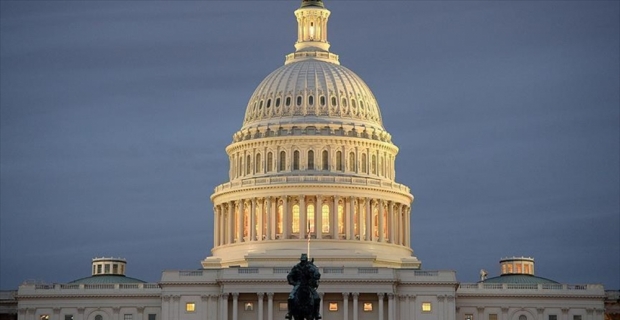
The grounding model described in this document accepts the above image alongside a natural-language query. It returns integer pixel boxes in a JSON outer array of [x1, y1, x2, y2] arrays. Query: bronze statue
[[286, 253, 321, 320]]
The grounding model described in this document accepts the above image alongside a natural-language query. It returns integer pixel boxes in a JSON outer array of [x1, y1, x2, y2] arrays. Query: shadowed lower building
[[15, 1, 606, 320]]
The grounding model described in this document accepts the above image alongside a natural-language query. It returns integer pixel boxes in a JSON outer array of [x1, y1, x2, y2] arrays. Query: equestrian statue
[[286, 253, 321, 320]]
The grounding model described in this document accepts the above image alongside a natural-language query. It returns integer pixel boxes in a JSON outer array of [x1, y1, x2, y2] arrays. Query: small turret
[[499, 256, 535, 275], [91, 257, 127, 276]]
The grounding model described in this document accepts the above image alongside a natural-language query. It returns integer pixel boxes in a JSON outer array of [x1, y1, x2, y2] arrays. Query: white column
[[316, 195, 323, 239], [377, 293, 384, 320], [400, 295, 407, 320], [352, 292, 359, 320], [250, 198, 256, 241], [220, 293, 229, 320], [365, 198, 371, 241], [300, 195, 306, 237], [267, 197, 274, 240], [405, 207, 411, 246], [409, 295, 416, 319], [214, 206, 219, 247], [201, 296, 209, 320], [371, 200, 378, 242], [343, 292, 349, 320], [258, 198, 264, 241], [345, 197, 353, 239], [173, 296, 180, 320], [228, 202, 234, 244], [232, 293, 239, 320], [437, 295, 444, 319], [162, 296, 170, 320], [267, 292, 274, 320], [332, 196, 339, 239], [283, 196, 290, 239], [378, 200, 385, 242], [257, 292, 264, 320], [388, 202, 394, 244], [388, 293, 394, 320]]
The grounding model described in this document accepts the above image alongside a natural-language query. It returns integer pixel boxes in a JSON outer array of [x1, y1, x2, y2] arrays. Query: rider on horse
[[286, 253, 321, 319]]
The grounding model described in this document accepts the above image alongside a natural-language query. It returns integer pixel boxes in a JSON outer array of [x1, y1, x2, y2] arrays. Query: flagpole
[[307, 221, 311, 258]]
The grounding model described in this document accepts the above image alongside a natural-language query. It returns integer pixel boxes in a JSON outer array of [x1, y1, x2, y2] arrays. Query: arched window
[[293, 150, 300, 170], [266, 99, 271, 108], [275, 97, 281, 107], [331, 96, 337, 106], [95, 316, 103, 320], [322, 150, 329, 170], [296, 96, 302, 106], [336, 151, 343, 171], [322, 204, 330, 233], [292, 204, 300, 234], [342, 97, 348, 107], [351, 99, 356, 109], [255, 153, 261, 173], [379, 156, 384, 176], [267, 152, 273, 172], [279, 151, 286, 171], [308, 95, 314, 106], [349, 152, 355, 172], [371, 155, 377, 174], [361, 154, 367, 173], [238, 156, 243, 177], [307, 150, 314, 170], [320, 96, 326, 106], [243, 205, 249, 238], [246, 155, 251, 175], [277, 204, 283, 234], [307, 204, 315, 234], [519, 316, 527, 320], [285, 97, 291, 106], [338, 203, 345, 235]]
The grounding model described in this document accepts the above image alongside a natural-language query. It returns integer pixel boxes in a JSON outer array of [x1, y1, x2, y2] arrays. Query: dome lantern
[[293, 0, 331, 53]]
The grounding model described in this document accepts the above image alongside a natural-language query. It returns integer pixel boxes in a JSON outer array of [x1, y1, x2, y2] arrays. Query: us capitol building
[[10, 1, 607, 320]]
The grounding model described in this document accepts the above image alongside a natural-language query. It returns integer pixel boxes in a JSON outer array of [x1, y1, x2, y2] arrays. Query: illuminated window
[[186, 302, 196, 312], [293, 151, 300, 170], [322, 150, 329, 170], [524, 264, 531, 274], [329, 303, 338, 311], [489, 314, 498, 320], [277, 204, 283, 234], [322, 204, 330, 233], [465, 314, 473, 320], [65, 315, 73, 320], [41, 315, 50, 320], [422, 302, 432, 312], [124, 315, 132, 320], [363, 303, 373, 311], [338, 204, 344, 234], [307, 150, 314, 170], [292, 204, 300, 233], [244, 302, 254, 311], [243, 207, 249, 237], [279, 303, 288, 311], [307, 204, 315, 233]]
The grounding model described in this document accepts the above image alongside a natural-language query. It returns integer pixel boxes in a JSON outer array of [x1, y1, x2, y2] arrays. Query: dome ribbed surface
[[242, 60, 383, 130], [69, 275, 146, 284]]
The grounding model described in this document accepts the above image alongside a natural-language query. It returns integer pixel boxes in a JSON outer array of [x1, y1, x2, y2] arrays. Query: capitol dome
[[203, 0, 419, 270]]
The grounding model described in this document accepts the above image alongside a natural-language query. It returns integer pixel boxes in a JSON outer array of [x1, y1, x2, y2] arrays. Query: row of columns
[[230, 146, 396, 181], [213, 195, 411, 248]]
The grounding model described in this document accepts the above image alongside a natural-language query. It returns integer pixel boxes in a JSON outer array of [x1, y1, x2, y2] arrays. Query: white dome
[[242, 59, 384, 131]]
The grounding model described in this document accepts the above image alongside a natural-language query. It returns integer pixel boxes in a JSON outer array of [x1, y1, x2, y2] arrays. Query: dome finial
[[300, 0, 325, 8]]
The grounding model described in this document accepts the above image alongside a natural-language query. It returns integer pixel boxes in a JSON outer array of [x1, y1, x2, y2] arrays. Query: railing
[[238, 268, 259, 274], [274, 268, 290, 274], [119, 284, 140, 289], [358, 268, 379, 274], [179, 270, 203, 276], [214, 175, 410, 194], [59, 284, 80, 289], [323, 267, 344, 274], [414, 271, 439, 277], [459, 283, 604, 292]]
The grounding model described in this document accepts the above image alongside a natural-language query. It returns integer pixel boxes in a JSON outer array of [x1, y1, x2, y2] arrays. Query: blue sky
[[1, 1, 618, 290]]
